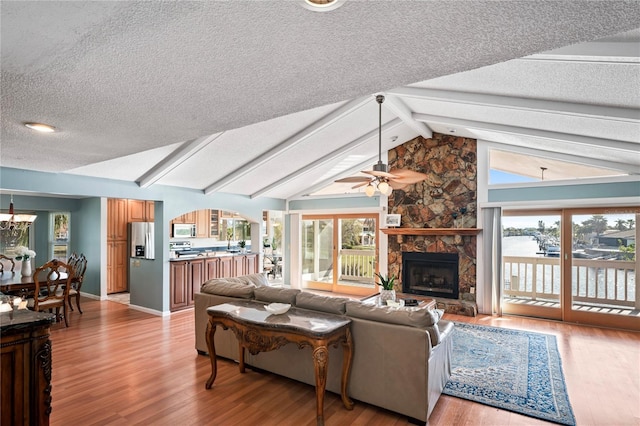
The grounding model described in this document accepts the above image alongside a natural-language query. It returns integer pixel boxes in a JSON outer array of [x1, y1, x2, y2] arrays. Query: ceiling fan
[[335, 94, 428, 197]]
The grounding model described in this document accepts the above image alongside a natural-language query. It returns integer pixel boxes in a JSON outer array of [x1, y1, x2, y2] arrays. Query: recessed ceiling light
[[300, 0, 345, 12], [24, 122, 57, 133]]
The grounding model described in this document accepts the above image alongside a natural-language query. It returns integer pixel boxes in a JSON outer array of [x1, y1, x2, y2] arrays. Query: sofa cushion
[[200, 279, 255, 299], [228, 272, 270, 287], [295, 292, 350, 315], [346, 300, 445, 346], [254, 286, 300, 304]]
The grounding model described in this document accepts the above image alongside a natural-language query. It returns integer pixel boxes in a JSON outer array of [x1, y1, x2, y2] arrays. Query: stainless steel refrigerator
[[129, 222, 155, 260]]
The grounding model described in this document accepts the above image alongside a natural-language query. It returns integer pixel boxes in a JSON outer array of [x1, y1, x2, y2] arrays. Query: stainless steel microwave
[[172, 223, 196, 238]]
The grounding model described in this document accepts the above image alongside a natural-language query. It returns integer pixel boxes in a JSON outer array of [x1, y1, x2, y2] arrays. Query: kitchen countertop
[[170, 252, 256, 261]]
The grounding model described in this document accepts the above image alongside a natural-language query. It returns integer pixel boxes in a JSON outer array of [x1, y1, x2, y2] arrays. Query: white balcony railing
[[339, 248, 375, 283], [503, 256, 637, 309]]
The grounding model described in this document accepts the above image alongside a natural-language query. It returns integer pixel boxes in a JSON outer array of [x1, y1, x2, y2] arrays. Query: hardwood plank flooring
[[48, 299, 639, 425]]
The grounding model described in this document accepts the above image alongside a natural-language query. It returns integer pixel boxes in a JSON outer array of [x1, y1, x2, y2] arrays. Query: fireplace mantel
[[381, 228, 482, 236]]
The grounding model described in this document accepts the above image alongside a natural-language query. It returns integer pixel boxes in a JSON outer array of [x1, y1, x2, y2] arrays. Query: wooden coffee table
[[205, 300, 354, 426]]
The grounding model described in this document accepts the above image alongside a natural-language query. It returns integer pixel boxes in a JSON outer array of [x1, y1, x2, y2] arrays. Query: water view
[[502, 212, 637, 314]]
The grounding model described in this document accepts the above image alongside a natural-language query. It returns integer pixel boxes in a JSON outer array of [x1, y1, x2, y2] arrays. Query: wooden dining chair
[[28, 259, 72, 327], [0, 254, 15, 273], [67, 253, 87, 313]]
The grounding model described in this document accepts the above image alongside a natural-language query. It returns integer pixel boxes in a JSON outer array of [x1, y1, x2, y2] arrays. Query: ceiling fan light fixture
[[364, 183, 376, 197], [377, 180, 390, 194]]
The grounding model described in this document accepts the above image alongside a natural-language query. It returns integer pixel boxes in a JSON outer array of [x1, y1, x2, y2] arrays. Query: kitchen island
[[169, 252, 259, 311]]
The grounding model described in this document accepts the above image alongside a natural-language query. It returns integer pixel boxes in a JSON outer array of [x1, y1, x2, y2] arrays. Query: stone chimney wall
[[387, 133, 478, 315]]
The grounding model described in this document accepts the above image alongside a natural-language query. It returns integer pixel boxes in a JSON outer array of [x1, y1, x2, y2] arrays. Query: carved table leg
[[238, 342, 246, 374], [205, 321, 218, 389], [340, 327, 355, 410], [312, 345, 329, 426]]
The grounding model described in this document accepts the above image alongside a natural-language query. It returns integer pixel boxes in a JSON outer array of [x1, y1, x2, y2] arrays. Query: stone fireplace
[[402, 252, 459, 299], [385, 132, 478, 316]]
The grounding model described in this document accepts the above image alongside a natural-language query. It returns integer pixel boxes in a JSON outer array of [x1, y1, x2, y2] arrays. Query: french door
[[503, 207, 639, 330], [301, 214, 378, 296]]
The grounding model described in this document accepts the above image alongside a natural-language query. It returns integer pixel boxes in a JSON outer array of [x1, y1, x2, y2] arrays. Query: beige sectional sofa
[[194, 273, 453, 424]]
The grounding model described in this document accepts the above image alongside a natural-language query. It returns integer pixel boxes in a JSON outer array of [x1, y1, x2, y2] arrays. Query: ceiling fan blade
[[335, 176, 370, 183], [389, 180, 409, 190], [352, 181, 371, 189], [388, 168, 428, 184], [362, 170, 397, 179]]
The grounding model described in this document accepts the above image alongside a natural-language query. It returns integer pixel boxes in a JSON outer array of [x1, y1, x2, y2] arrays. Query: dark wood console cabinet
[[1, 310, 55, 426]]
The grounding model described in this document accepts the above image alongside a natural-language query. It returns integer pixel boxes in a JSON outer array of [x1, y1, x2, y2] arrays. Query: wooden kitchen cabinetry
[[170, 258, 205, 311], [195, 209, 210, 238], [210, 210, 219, 238], [1, 310, 55, 426], [107, 240, 128, 293], [172, 211, 196, 224], [128, 199, 154, 222], [107, 198, 155, 295], [171, 253, 258, 311], [107, 198, 128, 240]]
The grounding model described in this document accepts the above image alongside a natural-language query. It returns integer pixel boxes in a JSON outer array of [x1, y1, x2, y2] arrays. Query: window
[[51, 212, 70, 261]]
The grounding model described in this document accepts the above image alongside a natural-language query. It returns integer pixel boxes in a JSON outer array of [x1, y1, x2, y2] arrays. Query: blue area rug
[[443, 322, 576, 425]]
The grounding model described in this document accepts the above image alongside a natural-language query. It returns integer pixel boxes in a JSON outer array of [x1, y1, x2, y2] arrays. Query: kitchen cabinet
[[171, 254, 258, 311], [210, 210, 219, 238], [218, 256, 234, 278], [107, 198, 128, 240], [144, 201, 155, 222], [170, 258, 205, 311], [128, 200, 154, 222], [235, 253, 259, 276], [107, 240, 128, 293], [1, 311, 55, 426], [172, 211, 196, 224], [170, 261, 189, 310], [195, 209, 210, 238]]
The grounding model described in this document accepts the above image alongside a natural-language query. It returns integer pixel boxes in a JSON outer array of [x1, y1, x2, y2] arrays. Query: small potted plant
[[375, 272, 396, 304], [239, 240, 246, 253]]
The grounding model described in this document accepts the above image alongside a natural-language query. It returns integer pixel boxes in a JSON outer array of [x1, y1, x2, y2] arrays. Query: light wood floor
[[48, 298, 639, 425]]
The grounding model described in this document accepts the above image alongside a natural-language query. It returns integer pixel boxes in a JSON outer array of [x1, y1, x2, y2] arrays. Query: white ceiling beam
[[250, 118, 403, 198], [203, 95, 372, 195], [287, 154, 379, 201], [389, 86, 640, 122], [412, 112, 640, 154], [382, 94, 432, 139], [485, 141, 640, 175], [136, 133, 223, 188]]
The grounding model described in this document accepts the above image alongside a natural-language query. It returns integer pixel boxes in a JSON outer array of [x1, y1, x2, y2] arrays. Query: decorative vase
[[21, 259, 32, 277], [379, 289, 396, 305]]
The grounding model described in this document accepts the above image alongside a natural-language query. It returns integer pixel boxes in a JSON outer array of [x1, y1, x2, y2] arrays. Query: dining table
[[0, 271, 67, 296]]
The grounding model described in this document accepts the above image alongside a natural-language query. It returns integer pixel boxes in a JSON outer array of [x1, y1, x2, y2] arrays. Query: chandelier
[[0, 195, 37, 237]]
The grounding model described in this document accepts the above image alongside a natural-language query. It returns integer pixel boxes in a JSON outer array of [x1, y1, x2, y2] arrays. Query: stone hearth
[[386, 133, 478, 316]]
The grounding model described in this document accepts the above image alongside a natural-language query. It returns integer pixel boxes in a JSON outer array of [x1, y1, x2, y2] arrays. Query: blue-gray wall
[[1, 167, 286, 313], [488, 180, 640, 203]]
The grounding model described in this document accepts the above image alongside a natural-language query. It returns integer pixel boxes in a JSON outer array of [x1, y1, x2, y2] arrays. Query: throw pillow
[[200, 279, 255, 299]]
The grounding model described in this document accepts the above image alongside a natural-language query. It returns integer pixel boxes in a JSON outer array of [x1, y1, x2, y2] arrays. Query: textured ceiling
[[1, 1, 639, 200]]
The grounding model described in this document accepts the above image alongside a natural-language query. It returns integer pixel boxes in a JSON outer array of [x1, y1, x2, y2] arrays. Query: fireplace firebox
[[401, 252, 459, 299]]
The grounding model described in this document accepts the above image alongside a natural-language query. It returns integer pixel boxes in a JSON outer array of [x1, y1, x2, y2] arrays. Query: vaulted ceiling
[[1, 1, 639, 200]]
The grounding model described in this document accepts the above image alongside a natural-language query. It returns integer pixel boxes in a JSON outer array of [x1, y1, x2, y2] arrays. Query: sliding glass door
[[502, 211, 563, 320], [563, 208, 639, 330], [302, 214, 378, 296], [502, 207, 639, 330]]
